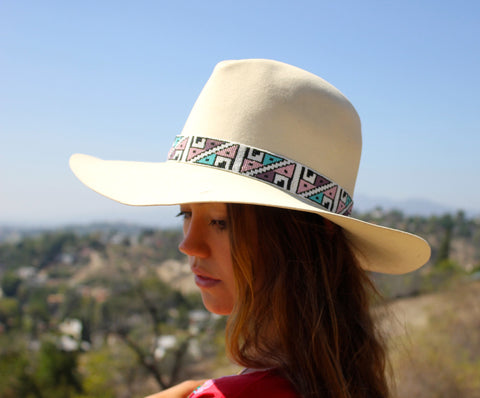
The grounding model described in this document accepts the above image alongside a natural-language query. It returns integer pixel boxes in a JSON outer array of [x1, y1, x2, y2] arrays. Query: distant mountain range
[[354, 195, 478, 217]]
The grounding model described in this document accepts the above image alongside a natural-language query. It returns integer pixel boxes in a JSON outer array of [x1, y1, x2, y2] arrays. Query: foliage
[[389, 282, 480, 398], [0, 297, 21, 331], [1, 271, 22, 297], [0, 339, 82, 398], [35, 341, 83, 396], [0, 232, 77, 271], [0, 348, 39, 398], [73, 348, 118, 398], [419, 259, 466, 293]]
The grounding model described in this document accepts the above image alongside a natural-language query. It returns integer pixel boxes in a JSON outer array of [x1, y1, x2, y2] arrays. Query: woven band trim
[[167, 135, 353, 216]]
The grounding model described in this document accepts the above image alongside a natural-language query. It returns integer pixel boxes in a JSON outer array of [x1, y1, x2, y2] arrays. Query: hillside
[[382, 280, 480, 397]]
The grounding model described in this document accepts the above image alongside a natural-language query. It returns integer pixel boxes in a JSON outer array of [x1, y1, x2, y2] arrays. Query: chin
[[202, 296, 233, 316]]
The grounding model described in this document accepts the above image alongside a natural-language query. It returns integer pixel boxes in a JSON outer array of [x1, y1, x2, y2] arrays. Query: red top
[[188, 369, 300, 398]]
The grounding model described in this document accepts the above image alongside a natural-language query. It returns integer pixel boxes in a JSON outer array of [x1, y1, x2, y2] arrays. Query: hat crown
[[181, 59, 362, 196]]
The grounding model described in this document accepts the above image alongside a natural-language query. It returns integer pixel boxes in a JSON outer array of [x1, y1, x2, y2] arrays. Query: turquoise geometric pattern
[[167, 135, 354, 216]]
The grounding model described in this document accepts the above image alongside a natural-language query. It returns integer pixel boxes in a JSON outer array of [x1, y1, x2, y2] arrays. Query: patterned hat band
[[167, 135, 354, 216]]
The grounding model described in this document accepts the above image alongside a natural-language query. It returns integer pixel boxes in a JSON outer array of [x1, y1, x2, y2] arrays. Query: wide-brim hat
[[70, 59, 430, 274]]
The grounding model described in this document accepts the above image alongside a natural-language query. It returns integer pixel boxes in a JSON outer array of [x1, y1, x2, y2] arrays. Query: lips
[[192, 268, 221, 288]]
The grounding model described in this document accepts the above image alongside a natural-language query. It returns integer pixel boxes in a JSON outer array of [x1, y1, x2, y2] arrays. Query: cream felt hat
[[70, 59, 430, 274]]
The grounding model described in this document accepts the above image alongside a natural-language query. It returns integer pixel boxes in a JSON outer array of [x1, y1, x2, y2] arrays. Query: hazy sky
[[2, 1, 479, 227]]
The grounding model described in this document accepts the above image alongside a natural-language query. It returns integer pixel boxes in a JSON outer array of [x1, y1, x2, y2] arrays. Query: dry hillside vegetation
[[381, 280, 480, 398]]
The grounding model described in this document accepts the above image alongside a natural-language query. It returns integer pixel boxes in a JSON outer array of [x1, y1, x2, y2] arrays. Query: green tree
[[436, 214, 454, 264], [0, 349, 42, 398], [23, 287, 52, 336], [38, 232, 77, 269], [73, 349, 116, 398], [1, 271, 22, 297], [0, 297, 21, 331], [35, 341, 83, 397]]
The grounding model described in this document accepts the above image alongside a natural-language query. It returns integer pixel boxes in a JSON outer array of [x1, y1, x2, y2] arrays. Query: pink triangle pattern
[[255, 170, 276, 183], [274, 164, 295, 178], [323, 186, 338, 200], [297, 180, 317, 194], [216, 145, 239, 159], [241, 159, 264, 172], [204, 139, 225, 149], [187, 147, 204, 160], [176, 137, 188, 150]]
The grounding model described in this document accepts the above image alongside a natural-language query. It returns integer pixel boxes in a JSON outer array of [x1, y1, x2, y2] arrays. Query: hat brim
[[70, 153, 430, 274]]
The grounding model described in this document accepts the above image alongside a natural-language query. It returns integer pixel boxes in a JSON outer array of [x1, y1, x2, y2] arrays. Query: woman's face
[[178, 202, 236, 315]]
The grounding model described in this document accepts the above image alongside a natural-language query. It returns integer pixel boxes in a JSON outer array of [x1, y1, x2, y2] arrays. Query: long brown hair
[[225, 204, 389, 398]]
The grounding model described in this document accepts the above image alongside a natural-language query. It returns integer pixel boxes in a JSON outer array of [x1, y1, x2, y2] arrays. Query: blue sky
[[1, 1, 479, 227]]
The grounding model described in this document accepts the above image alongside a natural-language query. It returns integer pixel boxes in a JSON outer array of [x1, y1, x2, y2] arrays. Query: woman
[[70, 59, 430, 397]]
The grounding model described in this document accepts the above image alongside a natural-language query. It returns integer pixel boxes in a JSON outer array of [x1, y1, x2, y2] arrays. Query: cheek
[[225, 261, 238, 311], [216, 234, 233, 269], [221, 247, 236, 293], [220, 244, 237, 313], [224, 262, 236, 293]]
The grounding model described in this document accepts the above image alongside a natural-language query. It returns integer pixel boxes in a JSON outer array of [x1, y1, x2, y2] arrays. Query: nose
[[178, 218, 210, 258]]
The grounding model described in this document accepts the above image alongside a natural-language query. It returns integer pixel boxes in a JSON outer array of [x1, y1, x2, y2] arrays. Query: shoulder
[[189, 369, 300, 398]]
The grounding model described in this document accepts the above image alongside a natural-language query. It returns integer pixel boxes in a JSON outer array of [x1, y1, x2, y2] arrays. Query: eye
[[176, 210, 192, 220], [209, 219, 227, 231]]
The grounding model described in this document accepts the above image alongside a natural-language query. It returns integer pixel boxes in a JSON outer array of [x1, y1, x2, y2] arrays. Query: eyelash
[[209, 219, 227, 230], [176, 211, 227, 230], [176, 211, 191, 219]]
